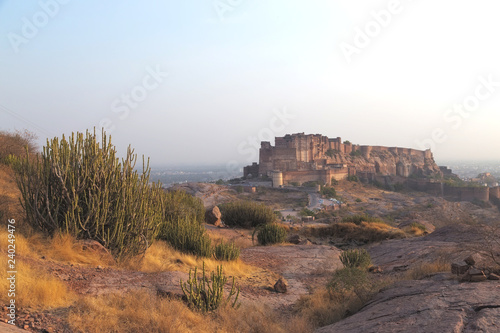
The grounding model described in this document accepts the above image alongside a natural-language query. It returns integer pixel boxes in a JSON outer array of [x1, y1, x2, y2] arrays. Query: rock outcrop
[[205, 206, 222, 226], [316, 276, 500, 333]]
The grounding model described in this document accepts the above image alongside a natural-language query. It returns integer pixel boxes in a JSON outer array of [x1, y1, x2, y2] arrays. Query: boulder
[[465, 253, 481, 266], [369, 266, 383, 273], [451, 261, 470, 275], [488, 273, 500, 280], [205, 206, 222, 226], [274, 277, 288, 293], [288, 234, 301, 244]]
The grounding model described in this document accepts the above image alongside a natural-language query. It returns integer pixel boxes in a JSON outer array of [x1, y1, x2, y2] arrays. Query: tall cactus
[[180, 262, 240, 312], [13, 129, 163, 260]]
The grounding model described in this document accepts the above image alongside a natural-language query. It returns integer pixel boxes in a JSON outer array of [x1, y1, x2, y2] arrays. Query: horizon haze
[[1, 1, 500, 168]]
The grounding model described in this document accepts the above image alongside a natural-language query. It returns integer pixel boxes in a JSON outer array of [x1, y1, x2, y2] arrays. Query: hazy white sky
[[1, 0, 499, 168]]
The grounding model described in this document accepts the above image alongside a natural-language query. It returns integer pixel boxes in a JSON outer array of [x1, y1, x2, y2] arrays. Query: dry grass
[[302, 221, 407, 243], [126, 240, 256, 279], [69, 290, 311, 333], [0, 256, 75, 309], [403, 260, 450, 280]]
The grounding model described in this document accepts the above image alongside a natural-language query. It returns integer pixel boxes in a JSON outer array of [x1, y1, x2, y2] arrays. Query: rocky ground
[[2, 179, 500, 332], [317, 224, 500, 333]]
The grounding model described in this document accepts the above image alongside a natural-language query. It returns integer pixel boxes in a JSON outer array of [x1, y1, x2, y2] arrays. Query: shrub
[[321, 186, 337, 198], [342, 214, 383, 225], [256, 223, 287, 246], [180, 262, 239, 312], [340, 249, 371, 269], [163, 190, 204, 223], [347, 175, 358, 182], [299, 208, 315, 217], [0, 130, 37, 164], [219, 201, 275, 228], [213, 241, 240, 261], [350, 150, 362, 157], [12, 130, 163, 261], [327, 267, 373, 304], [158, 217, 212, 257], [355, 198, 362, 202], [302, 181, 319, 188]]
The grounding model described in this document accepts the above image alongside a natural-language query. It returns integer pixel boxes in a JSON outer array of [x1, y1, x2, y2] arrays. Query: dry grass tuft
[[69, 290, 215, 333], [0, 256, 75, 309], [302, 221, 406, 243], [69, 291, 310, 333], [41, 233, 114, 267], [404, 260, 450, 280], [126, 240, 256, 279]]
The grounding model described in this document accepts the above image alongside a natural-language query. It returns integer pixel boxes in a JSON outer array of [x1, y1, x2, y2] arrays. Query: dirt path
[[239, 245, 343, 308]]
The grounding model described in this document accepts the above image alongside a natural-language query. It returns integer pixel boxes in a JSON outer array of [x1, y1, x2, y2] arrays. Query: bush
[[347, 175, 358, 182], [213, 241, 240, 261], [299, 208, 315, 217], [219, 201, 275, 228], [321, 186, 336, 198], [158, 217, 212, 257], [302, 181, 319, 188], [163, 190, 204, 223], [327, 267, 373, 304], [180, 262, 239, 312], [340, 249, 371, 269], [12, 130, 162, 261], [342, 214, 383, 225], [0, 130, 37, 164], [256, 223, 287, 246], [350, 150, 362, 157]]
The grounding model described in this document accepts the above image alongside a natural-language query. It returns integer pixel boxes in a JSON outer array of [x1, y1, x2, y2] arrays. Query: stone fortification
[[246, 133, 441, 186]]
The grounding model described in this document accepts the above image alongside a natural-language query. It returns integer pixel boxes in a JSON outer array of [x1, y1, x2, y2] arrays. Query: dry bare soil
[[3, 174, 500, 332]]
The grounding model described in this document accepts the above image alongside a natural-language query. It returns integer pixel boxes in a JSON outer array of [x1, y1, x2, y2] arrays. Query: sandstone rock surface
[[205, 206, 222, 226], [316, 277, 500, 333]]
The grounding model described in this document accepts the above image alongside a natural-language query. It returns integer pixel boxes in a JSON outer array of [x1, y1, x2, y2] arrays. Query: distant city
[[438, 161, 500, 181], [150, 165, 241, 187], [150, 161, 500, 188]]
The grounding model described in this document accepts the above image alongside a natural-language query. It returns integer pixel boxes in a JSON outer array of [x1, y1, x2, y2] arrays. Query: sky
[[1, 0, 500, 171]]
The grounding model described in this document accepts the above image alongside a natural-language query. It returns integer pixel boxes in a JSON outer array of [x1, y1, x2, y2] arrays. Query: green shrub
[[163, 190, 204, 223], [213, 241, 240, 261], [159, 217, 212, 257], [302, 181, 319, 188], [347, 175, 359, 182], [328, 267, 373, 303], [289, 181, 300, 186], [299, 208, 316, 217], [350, 150, 362, 157], [355, 198, 362, 202], [219, 201, 275, 228], [12, 130, 162, 261], [256, 223, 287, 245], [342, 214, 382, 225], [321, 186, 337, 198], [339, 249, 371, 269], [180, 262, 239, 312], [0, 130, 37, 164]]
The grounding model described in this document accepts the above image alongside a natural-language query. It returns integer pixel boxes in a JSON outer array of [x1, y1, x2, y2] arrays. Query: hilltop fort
[[244, 133, 441, 186], [243, 133, 500, 203]]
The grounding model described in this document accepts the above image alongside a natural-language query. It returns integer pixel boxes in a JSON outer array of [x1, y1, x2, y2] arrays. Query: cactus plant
[[339, 249, 371, 269], [12, 129, 163, 260], [180, 262, 240, 312]]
